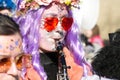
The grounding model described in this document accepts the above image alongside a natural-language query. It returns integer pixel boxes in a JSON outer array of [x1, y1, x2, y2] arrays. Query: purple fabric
[[16, 0, 22, 10], [16, 8, 47, 80]]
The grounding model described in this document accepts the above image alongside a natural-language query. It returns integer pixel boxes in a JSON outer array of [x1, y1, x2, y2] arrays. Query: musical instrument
[[56, 42, 70, 80]]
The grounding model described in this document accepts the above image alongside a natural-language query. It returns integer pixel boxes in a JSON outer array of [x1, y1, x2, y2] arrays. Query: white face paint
[[39, 2, 69, 53]]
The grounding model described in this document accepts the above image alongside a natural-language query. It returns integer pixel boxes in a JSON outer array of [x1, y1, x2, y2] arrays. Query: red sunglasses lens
[[44, 17, 58, 32], [62, 17, 73, 31]]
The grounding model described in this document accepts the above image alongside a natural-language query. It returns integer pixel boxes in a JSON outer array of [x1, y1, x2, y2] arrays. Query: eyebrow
[[0, 52, 23, 58], [0, 54, 24, 61], [15, 53, 24, 58], [43, 14, 57, 18], [43, 14, 69, 19], [0, 54, 10, 56], [0, 55, 10, 60]]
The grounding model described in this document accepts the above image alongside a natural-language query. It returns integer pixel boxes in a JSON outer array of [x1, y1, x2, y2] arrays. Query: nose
[[7, 62, 18, 76], [55, 22, 63, 32]]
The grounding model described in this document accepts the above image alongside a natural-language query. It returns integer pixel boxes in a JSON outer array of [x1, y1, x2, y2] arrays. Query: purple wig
[[16, 7, 47, 80], [65, 21, 91, 76], [16, 1, 91, 80], [16, 0, 22, 10]]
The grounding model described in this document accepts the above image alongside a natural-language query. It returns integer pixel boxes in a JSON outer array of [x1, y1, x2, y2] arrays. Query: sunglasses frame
[[0, 53, 32, 73], [42, 17, 73, 32]]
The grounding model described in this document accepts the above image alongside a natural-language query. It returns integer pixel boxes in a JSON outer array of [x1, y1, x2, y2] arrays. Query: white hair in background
[[72, 0, 99, 31]]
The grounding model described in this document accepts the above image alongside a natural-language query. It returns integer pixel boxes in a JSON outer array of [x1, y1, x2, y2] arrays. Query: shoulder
[[81, 75, 100, 80], [81, 75, 115, 80]]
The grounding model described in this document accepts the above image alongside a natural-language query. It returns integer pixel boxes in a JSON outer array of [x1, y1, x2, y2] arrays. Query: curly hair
[[92, 42, 120, 79]]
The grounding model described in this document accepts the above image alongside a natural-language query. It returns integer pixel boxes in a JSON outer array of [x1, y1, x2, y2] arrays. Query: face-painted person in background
[[16, 0, 92, 80], [0, 14, 23, 80]]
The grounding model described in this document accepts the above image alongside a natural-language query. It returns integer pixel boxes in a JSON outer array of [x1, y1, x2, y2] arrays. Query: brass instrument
[[56, 42, 70, 80]]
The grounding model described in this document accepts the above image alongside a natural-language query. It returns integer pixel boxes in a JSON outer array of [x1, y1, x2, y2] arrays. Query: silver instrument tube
[[56, 42, 70, 80]]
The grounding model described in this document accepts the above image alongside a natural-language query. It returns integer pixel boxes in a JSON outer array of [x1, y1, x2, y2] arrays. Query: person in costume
[[16, 0, 92, 80], [0, 14, 23, 80]]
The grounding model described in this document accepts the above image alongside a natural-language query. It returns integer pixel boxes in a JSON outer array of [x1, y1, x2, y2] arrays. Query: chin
[[40, 47, 57, 53], [46, 49, 57, 53]]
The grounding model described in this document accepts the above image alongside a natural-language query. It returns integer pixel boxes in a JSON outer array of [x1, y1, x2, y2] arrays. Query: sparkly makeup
[[0, 33, 22, 55], [0, 34, 24, 73], [9, 39, 20, 51], [0, 45, 2, 49], [0, 39, 21, 52], [58, 4, 66, 13]]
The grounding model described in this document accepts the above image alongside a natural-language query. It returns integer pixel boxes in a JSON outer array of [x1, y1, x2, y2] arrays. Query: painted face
[[0, 33, 23, 80], [39, 2, 73, 53]]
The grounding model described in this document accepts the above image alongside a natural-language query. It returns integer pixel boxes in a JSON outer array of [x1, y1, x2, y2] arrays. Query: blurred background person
[[0, 7, 11, 15], [72, 0, 100, 63], [81, 24, 104, 63], [89, 24, 104, 52], [82, 41, 120, 80], [82, 31, 120, 80], [0, 0, 16, 16]]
